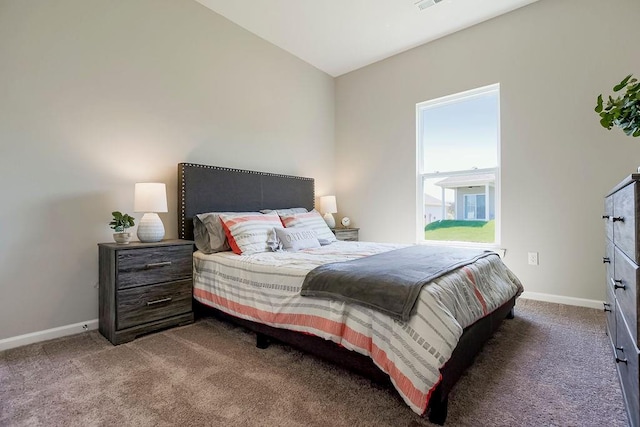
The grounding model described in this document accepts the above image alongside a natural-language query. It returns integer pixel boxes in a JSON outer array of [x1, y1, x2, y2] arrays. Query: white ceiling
[[195, 0, 540, 77]]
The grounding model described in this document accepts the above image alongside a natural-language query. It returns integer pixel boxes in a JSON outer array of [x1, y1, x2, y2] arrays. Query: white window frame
[[415, 83, 501, 246]]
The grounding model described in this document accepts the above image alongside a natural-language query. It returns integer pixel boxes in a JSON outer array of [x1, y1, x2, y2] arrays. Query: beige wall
[[335, 0, 640, 302], [0, 0, 335, 340], [3, 0, 639, 342]]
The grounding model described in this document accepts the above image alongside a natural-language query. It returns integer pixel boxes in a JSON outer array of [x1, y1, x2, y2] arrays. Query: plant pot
[[113, 232, 132, 244]]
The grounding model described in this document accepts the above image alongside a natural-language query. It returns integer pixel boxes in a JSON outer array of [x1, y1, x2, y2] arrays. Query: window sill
[[417, 240, 506, 258]]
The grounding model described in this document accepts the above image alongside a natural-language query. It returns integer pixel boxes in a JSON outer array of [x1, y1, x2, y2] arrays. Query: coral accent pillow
[[279, 210, 337, 245], [218, 213, 284, 255]]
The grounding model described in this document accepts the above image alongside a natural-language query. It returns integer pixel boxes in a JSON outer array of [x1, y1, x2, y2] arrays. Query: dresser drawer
[[605, 195, 614, 244], [613, 246, 640, 346], [605, 271, 616, 343], [117, 279, 192, 330], [615, 308, 640, 427], [605, 239, 614, 286], [117, 245, 192, 289], [613, 182, 640, 264]]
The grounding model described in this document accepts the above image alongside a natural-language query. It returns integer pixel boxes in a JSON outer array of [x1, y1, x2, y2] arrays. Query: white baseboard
[[519, 291, 604, 310], [0, 293, 604, 351], [0, 319, 99, 352]]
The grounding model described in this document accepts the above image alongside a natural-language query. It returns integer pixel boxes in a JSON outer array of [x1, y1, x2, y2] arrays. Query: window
[[416, 84, 500, 245], [463, 194, 485, 220]]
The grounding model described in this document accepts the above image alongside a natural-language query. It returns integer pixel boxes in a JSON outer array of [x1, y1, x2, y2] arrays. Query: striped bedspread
[[193, 241, 523, 415]]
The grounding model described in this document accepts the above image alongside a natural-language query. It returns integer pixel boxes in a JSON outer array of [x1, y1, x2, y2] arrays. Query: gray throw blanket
[[300, 245, 496, 322]]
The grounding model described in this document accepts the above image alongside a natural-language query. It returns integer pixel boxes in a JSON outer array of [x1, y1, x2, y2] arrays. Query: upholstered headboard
[[177, 163, 315, 240]]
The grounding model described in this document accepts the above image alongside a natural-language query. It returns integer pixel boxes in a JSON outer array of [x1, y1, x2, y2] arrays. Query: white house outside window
[[416, 84, 500, 245]]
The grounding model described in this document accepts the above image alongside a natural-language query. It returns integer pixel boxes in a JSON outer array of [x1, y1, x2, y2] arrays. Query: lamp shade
[[319, 195, 337, 214], [134, 183, 167, 213]]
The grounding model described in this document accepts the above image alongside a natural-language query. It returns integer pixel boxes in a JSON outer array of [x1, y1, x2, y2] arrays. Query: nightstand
[[331, 227, 359, 241], [98, 239, 194, 345]]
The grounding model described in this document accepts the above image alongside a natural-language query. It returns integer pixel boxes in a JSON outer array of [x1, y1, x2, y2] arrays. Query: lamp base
[[323, 213, 336, 228], [137, 212, 165, 243]]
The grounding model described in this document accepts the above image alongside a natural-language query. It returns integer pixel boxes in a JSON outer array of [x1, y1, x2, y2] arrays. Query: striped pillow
[[279, 210, 337, 245], [219, 212, 284, 255], [194, 211, 264, 254]]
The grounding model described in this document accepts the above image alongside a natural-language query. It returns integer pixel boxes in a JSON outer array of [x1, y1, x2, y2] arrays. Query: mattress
[[193, 241, 523, 415]]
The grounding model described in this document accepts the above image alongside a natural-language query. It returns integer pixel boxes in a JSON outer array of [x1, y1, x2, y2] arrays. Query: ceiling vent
[[415, 0, 444, 11]]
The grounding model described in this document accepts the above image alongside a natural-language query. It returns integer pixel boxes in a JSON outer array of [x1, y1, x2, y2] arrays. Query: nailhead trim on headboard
[[178, 163, 315, 240]]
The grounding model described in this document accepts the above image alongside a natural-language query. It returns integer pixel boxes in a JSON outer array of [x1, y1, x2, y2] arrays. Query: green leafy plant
[[109, 211, 135, 233], [595, 74, 640, 137]]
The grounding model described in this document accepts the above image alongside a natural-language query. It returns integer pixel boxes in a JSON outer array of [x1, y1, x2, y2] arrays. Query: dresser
[[604, 174, 640, 427], [98, 239, 194, 345], [331, 227, 359, 241]]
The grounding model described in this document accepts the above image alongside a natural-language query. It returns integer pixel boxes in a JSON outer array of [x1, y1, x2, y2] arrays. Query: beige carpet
[[0, 299, 629, 426]]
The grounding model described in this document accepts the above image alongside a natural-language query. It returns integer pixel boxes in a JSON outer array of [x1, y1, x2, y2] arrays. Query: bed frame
[[178, 162, 516, 425]]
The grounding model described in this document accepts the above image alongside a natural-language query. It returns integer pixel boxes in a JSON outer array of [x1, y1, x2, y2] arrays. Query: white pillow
[[279, 210, 337, 245], [218, 212, 284, 255], [274, 227, 321, 251]]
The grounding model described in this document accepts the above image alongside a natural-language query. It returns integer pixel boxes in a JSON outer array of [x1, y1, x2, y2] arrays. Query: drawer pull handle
[[146, 297, 172, 306], [145, 261, 172, 269], [610, 278, 626, 290], [602, 257, 611, 264], [603, 302, 611, 313], [615, 346, 628, 364], [601, 215, 624, 222]]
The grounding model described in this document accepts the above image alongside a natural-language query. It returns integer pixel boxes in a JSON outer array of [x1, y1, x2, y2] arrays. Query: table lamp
[[134, 182, 168, 243], [320, 195, 337, 228]]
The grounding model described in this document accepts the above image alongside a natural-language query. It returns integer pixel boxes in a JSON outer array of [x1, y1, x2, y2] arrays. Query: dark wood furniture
[[98, 239, 194, 345], [604, 174, 640, 427], [178, 162, 516, 425], [331, 227, 359, 241]]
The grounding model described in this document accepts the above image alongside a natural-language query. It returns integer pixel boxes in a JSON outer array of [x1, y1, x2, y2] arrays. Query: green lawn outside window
[[424, 220, 495, 243]]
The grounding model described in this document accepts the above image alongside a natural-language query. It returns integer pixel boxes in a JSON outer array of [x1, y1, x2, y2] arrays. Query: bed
[[177, 162, 523, 424]]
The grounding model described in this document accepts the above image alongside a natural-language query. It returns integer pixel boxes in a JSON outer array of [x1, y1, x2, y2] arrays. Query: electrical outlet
[[528, 252, 539, 266]]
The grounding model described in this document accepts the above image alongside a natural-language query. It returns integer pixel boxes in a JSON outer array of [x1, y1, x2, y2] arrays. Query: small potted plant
[[595, 74, 640, 138], [110, 211, 135, 244]]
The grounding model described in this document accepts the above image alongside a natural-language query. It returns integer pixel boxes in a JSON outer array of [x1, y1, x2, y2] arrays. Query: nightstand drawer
[[117, 279, 192, 330], [117, 245, 192, 289], [334, 229, 358, 241]]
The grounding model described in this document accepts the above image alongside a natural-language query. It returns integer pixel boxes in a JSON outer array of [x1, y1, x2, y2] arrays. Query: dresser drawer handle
[[615, 345, 628, 364], [145, 261, 172, 269], [602, 257, 611, 264], [146, 297, 172, 306], [603, 302, 612, 313], [610, 278, 626, 290]]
